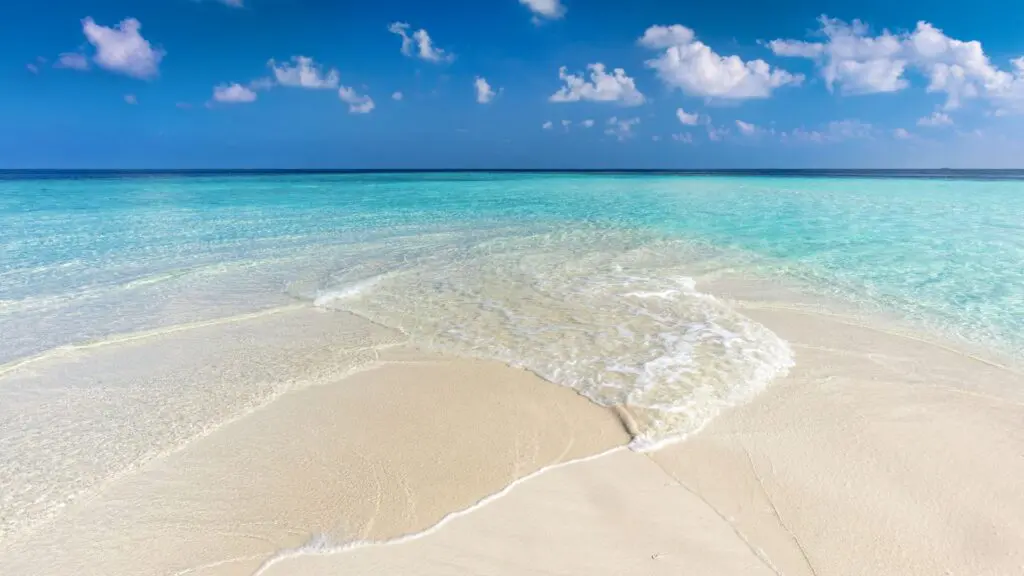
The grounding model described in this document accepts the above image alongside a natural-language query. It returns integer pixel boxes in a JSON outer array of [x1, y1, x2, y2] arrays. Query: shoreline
[[252, 283, 1024, 576], [1, 270, 1022, 575], [0, 330, 630, 575]]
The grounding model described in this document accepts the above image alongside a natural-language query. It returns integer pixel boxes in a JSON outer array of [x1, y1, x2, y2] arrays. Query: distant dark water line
[[4, 169, 1024, 182]]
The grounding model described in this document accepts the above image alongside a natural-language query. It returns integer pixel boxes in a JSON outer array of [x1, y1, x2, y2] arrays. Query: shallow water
[[2, 172, 1024, 540]]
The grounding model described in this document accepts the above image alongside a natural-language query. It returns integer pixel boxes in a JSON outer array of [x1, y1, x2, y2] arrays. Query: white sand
[[258, 448, 781, 576], [4, 279, 1023, 576], [0, 344, 627, 576], [256, 280, 1024, 576]]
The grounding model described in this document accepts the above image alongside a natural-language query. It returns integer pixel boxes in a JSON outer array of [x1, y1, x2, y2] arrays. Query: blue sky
[[4, 0, 1024, 168]]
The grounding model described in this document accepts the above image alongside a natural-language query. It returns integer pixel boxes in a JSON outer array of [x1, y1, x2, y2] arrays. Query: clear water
[[4, 173, 1023, 359], [2, 172, 1024, 536]]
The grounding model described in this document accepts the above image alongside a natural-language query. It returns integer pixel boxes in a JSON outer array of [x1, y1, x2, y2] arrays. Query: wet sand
[[259, 280, 1024, 576], [3, 280, 1023, 576]]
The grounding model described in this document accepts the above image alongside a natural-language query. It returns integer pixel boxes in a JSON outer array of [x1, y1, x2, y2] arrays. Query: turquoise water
[[3, 172, 1024, 539], [3, 173, 1023, 362]]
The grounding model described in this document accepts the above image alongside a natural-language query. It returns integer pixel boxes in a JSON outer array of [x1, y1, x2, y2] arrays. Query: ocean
[[2, 171, 1024, 540]]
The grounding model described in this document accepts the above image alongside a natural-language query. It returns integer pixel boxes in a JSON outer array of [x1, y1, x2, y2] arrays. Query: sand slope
[[0, 342, 628, 576], [260, 288, 1024, 576]]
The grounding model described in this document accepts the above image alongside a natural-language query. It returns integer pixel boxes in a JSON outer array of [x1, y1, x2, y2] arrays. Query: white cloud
[[917, 111, 953, 126], [675, 107, 700, 125], [213, 83, 257, 103], [581, 119, 595, 128], [706, 125, 729, 141], [605, 116, 640, 140], [81, 18, 164, 79], [392, 91, 403, 101], [768, 17, 907, 95], [783, 119, 874, 143], [269, 56, 339, 89], [785, 128, 824, 143], [124, 94, 137, 105], [893, 128, 912, 139], [216, 0, 244, 6], [640, 24, 802, 100], [549, 63, 645, 106], [652, 135, 661, 141], [672, 132, 694, 143], [519, 0, 565, 20], [55, 52, 90, 71], [769, 16, 1024, 113], [638, 25, 696, 49], [735, 120, 757, 135], [388, 22, 454, 63], [542, 120, 554, 130], [475, 77, 497, 103], [825, 119, 874, 139], [339, 86, 375, 114]]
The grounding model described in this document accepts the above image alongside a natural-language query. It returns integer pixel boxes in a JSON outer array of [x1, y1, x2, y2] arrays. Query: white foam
[[313, 276, 387, 307], [316, 229, 796, 450]]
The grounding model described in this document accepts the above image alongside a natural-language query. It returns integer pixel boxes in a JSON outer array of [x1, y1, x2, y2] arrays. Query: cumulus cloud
[[55, 52, 90, 71], [917, 111, 953, 126], [542, 120, 554, 130], [735, 120, 758, 135], [672, 132, 694, 143], [893, 128, 912, 139], [640, 24, 802, 100], [269, 56, 339, 89], [392, 91, 403, 101], [82, 18, 164, 79], [519, 0, 565, 20], [675, 107, 700, 125], [339, 86, 375, 114], [769, 16, 1024, 113], [549, 63, 645, 106], [581, 119, 595, 128], [605, 116, 640, 140], [124, 94, 137, 105], [768, 17, 906, 95], [213, 83, 257, 103], [475, 77, 497, 103], [388, 22, 454, 63]]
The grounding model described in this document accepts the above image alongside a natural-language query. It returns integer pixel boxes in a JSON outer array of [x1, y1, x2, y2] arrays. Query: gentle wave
[[315, 229, 794, 449]]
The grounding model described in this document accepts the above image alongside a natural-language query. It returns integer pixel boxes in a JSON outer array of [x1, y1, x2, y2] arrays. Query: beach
[[2, 173, 1023, 575], [2, 275, 1022, 575]]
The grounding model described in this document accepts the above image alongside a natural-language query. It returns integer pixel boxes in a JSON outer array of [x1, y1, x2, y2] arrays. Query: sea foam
[[315, 228, 794, 449]]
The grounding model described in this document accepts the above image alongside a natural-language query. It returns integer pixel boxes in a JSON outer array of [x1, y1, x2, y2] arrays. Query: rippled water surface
[[3, 172, 1023, 360]]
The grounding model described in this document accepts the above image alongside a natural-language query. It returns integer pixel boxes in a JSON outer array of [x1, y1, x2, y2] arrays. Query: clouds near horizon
[[10, 3, 1024, 168]]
